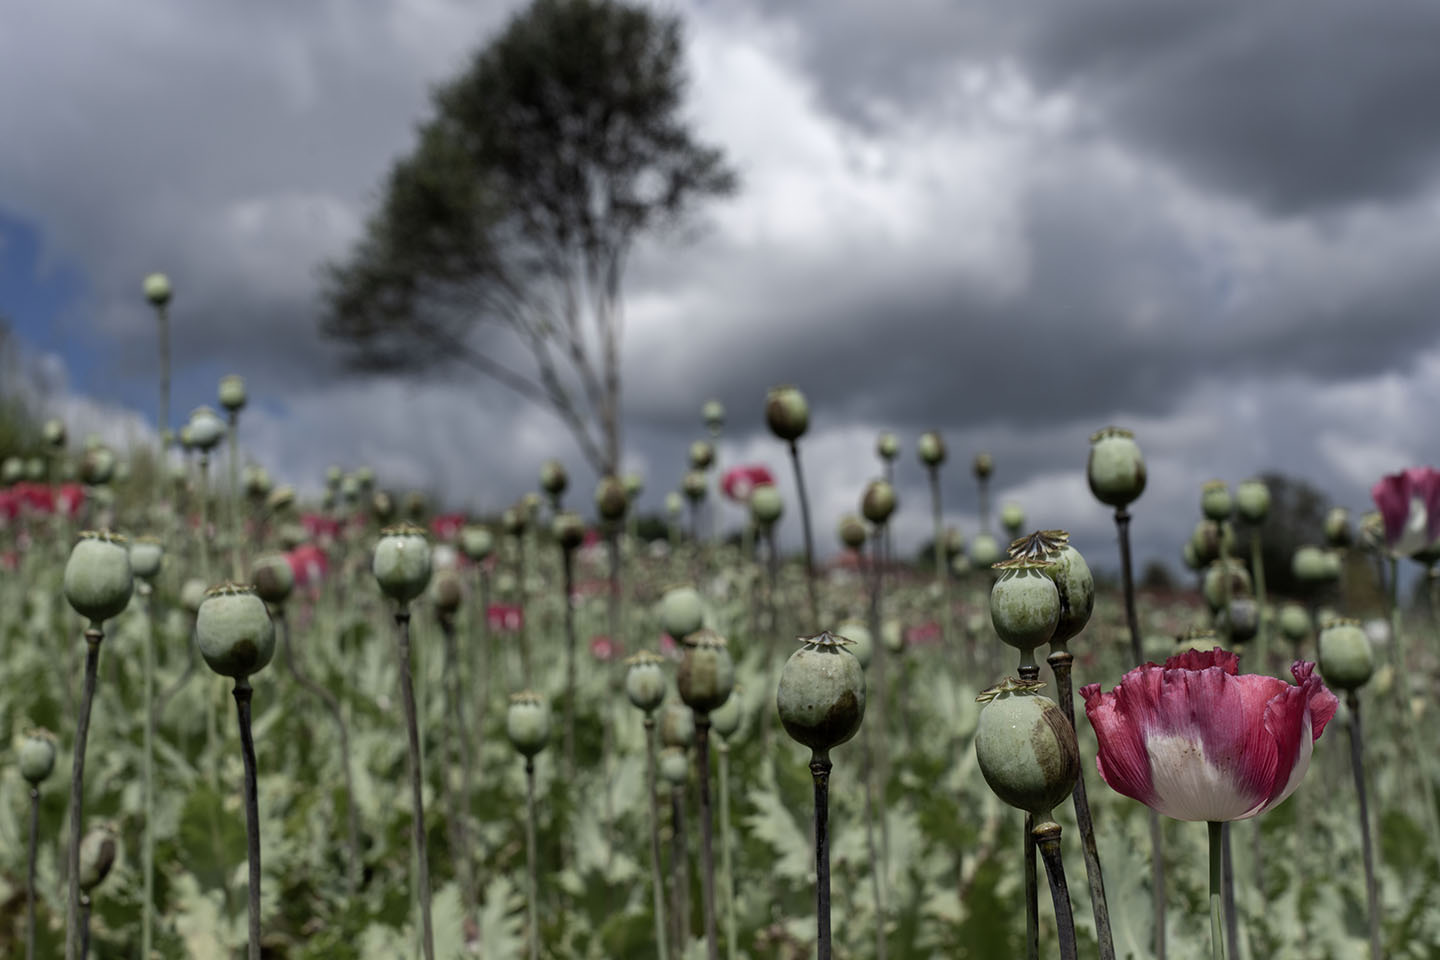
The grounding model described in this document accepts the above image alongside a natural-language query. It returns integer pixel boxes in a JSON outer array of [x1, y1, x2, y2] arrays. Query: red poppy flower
[[56, 483, 86, 517], [487, 604, 524, 633], [590, 635, 619, 661], [287, 544, 329, 588], [430, 513, 466, 541], [1081, 649, 1337, 822], [1371, 466, 1440, 556], [721, 464, 775, 503], [301, 513, 342, 541]]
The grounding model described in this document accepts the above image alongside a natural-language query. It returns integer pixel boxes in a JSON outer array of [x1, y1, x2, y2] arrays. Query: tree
[[322, 0, 736, 476]]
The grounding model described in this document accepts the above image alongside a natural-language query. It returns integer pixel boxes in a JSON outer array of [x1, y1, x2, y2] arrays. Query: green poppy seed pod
[[1087, 427, 1146, 507], [765, 385, 809, 442], [1319, 618, 1374, 691], [354, 466, 375, 490], [1235, 479, 1270, 524], [80, 446, 116, 486], [973, 452, 994, 481], [950, 552, 972, 577], [25, 457, 45, 482], [596, 475, 628, 522], [338, 474, 360, 504], [702, 399, 726, 434], [372, 524, 432, 605], [917, 430, 946, 467], [861, 478, 896, 525], [278, 524, 308, 551], [990, 561, 1060, 657], [776, 632, 866, 759], [180, 577, 208, 615], [1045, 544, 1094, 646], [1182, 540, 1201, 572], [460, 525, 494, 562], [371, 491, 395, 523], [18, 729, 57, 785], [196, 584, 276, 678], [689, 440, 715, 471], [127, 536, 165, 582], [1, 457, 21, 485], [1201, 480, 1232, 521], [430, 569, 464, 616], [553, 511, 585, 551], [677, 629, 735, 715], [1202, 559, 1253, 613], [944, 527, 966, 559], [1000, 503, 1025, 537], [1190, 520, 1225, 566], [242, 466, 271, 499], [623, 472, 644, 501], [324, 465, 343, 488], [710, 687, 743, 740], [877, 432, 899, 461], [539, 459, 568, 498], [682, 469, 708, 504], [665, 491, 684, 518], [969, 533, 1002, 569], [1279, 603, 1312, 642], [1292, 545, 1330, 584], [659, 746, 690, 785], [251, 553, 294, 606], [1324, 507, 1352, 549], [43, 418, 66, 449], [660, 702, 696, 749], [836, 620, 873, 670], [660, 585, 704, 640], [143, 272, 172, 306], [750, 486, 783, 528], [624, 651, 667, 713], [64, 532, 133, 624], [218, 374, 247, 414], [501, 506, 526, 537], [975, 681, 1079, 819], [838, 514, 868, 550], [524, 492, 545, 521], [506, 692, 551, 758], [1218, 598, 1259, 645], [78, 825, 118, 893], [265, 485, 295, 513], [881, 618, 903, 653], [186, 406, 226, 452]]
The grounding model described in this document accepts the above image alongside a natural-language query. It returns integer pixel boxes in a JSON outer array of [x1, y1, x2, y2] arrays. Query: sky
[[3, 0, 1439, 576]]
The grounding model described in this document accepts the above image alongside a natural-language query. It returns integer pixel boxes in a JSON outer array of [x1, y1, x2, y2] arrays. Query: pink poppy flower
[[721, 464, 775, 503], [1081, 649, 1337, 822], [487, 604, 524, 632], [590, 635, 619, 661], [1370, 467, 1440, 556], [430, 513, 466, 541], [287, 544, 329, 588], [56, 484, 86, 517]]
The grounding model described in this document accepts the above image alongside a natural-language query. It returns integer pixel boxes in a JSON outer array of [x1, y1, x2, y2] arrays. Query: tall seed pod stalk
[[625, 652, 670, 960], [860, 477, 897, 902], [919, 432, 951, 653], [144, 272, 172, 458], [62, 531, 132, 960], [765, 385, 817, 624], [18, 730, 57, 960], [507, 693, 551, 960], [374, 525, 435, 960], [1347, 691, 1382, 960], [709, 691, 742, 960], [433, 577, 478, 917]]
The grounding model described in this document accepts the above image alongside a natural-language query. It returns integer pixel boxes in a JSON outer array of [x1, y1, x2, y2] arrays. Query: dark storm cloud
[[747, 0, 1440, 214]]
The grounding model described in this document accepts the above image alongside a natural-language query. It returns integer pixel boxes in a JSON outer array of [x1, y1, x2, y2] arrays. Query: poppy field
[[2, 359, 1440, 960]]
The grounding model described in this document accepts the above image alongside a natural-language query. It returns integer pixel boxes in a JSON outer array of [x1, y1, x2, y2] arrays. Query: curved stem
[[1047, 648, 1114, 960], [1221, 823, 1238, 960], [717, 741, 735, 960], [1347, 692, 1382, 960], [1035, 821, 1078, 960], [1024, 814, 1038, 960], [1208, 821, 1226, 960], [64, 627, 102, 960], [696, 719, 719, 960], [27, 787, 39, 960], [787, 439, 818, 625], [644, 718, 670, 960], [233, 678, 262, 960], [561, 547, 578, 780], [396, 611, 435, 960], [525, 758, 540, 960], [811, 755, 833, 960], [143, 592, 156, 959], [440, 614, 477, 915]]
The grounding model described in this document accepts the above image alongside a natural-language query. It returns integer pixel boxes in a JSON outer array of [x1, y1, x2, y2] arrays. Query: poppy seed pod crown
[[689, 440, 715, 471], [196, 584, 276, 679], [373, 523, 432, 605], [64, 531, 133, 625], [765, 385, 809, 442], [677, 629, 735, 715], [143, 272, 172, 306], [218, 374, 247, 414], [861, 478, 896, 525], [876, 432, 899, 461], [1087, 427, 1146, 508], [624, 650, 668, 713], [539, 458, 568, 498], [917, 430, 946, 467], [506, 692, 551, 758], [702, 399, 725, 433], [1201, 480, 1233, 521], [595, 475, 628, 522], [775, 631, 866, 759]]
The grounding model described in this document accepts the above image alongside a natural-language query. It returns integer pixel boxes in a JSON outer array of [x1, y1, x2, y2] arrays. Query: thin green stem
[[811, 755, 833, 960], [440, 613, 477, 916], [1250, 531, 1269, 673], [717, 741, 735, 960], [396, 611, 435, 960], [561, 547, 578, 780], [525, 758, 540, 960], [1035, 821, 1077, 960], [1024, 814, 1038, 960], [1209, 821, 1226, 960], [868, 530, 891, 874], [645, 719, 670, 960], [672, 785, 691, 953], [1347, 692, 1382, 960], [78, 896, 91, 960], [228, 411, 242, 581], [696, 718, 719, 960], [27, 787, 39, 960], [143, 591, 157, 960], [64, 627, 102, 960], [928, 465, 950, 649], [787, 439, 818, 625], [234, 678, 261, 960], [515, 536, 532, 687], [1388, 556, 1440, 854], [862, 728, 888, 960], [1221, 823, 1239, 960]]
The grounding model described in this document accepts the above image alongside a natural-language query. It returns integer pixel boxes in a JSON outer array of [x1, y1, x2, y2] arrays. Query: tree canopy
[[322, 0, 736, 474]]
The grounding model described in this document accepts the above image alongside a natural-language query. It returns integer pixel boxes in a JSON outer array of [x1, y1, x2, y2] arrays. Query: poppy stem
[[1024, 815, 1038, 960], [811, 754, 833, 960], [643, 717, 670, 960], [439, 612, 477, 917], [787, 439, 819, 625], [26, 787, 39, 960], [1034, 820, 1077, 960], [64, 626, 102, 960], [695, 718, 720, 960], [142, 589, 157, 960], [1346, 691, 1382, 960], [671, 784, 691, 953], [396, 611, 435, 960], [233, 677, 261, 960], [561, 545, 578, 781], [1047, 647, 1115, 960], [525, 757, 540, 960], [927, 464, 951, 651], [717, 740, 736, 960], [515, 535, 531, 688], [1221, 823, 1239, 960], [78, 895, 91, 960], [868, 528, 891, 876], [1250, 531, 1270, 673], [1208, 821, 1226, 960]]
